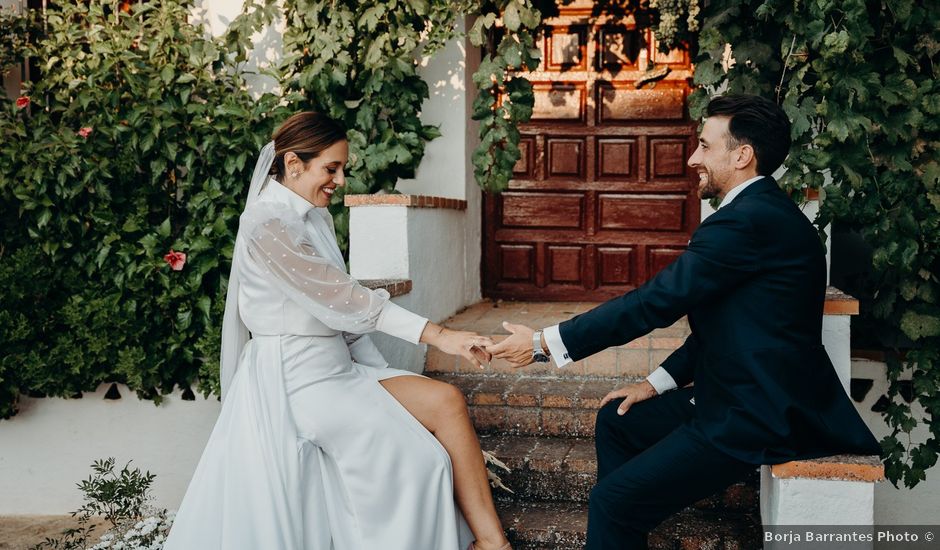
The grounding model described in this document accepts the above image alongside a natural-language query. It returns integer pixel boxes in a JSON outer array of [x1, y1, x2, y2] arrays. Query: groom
[[487, 94, 880, 549]]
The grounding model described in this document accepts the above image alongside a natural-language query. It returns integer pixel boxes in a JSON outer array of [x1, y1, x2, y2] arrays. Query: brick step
[[498, 501, 762, 550], [483, 434, 758, 513], [428, 301, 689, 378], [430, 372, 642, 437], [428, 294, 854, 378], [426, 341, 685, 377]]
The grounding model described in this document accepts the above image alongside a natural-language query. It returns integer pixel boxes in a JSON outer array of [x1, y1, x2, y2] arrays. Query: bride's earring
[[290, 170, 299, 179]]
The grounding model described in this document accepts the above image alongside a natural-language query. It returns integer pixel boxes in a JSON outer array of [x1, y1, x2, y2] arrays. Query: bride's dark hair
[[270, 112, 346, 180]]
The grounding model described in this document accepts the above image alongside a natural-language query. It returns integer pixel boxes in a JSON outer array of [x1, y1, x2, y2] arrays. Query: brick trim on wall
[[344, 194, 467, 210], [771, 454, 884, 482], [359, 278, 412, 298], [825, 287, 860, 315]]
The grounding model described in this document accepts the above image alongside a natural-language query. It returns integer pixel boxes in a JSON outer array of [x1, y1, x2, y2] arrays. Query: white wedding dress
[[164, 179, 473, 549]]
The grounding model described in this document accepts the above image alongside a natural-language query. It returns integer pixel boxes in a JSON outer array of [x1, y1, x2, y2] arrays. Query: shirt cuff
[[543, 324, 574, 368], [376, 301, 428, 345], [646, 367, 678, 395]]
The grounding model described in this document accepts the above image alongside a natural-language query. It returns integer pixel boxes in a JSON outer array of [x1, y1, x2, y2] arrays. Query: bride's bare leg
[[380, 375, 509, 550]]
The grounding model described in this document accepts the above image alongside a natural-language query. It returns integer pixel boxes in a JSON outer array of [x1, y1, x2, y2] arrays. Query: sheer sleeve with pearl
[[239, 203, 428, 344]]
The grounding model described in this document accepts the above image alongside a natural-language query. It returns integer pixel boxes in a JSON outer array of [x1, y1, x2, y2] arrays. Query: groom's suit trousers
[[586, 388, 755, 550]]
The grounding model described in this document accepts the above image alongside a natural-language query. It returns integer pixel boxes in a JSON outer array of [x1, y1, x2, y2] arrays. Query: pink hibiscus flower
[[163, 249, 187, 271]]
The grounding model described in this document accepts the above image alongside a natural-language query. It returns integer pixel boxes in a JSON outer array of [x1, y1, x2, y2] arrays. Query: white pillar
[[760, 457, 883, 549]]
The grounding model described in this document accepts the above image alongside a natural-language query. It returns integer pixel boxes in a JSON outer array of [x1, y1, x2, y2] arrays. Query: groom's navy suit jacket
[[559, 177, 880, 464]]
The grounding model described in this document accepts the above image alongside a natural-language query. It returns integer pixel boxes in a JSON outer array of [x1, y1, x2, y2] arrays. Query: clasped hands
[[423, 321, 657, 416]]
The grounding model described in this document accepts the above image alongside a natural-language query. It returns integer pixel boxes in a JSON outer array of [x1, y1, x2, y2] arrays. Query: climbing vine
[[226, 0, 542, 228], [468, 1, 542, 192]]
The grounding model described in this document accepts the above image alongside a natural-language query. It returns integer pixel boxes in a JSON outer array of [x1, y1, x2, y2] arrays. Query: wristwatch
[[532, 330, 551, 363]]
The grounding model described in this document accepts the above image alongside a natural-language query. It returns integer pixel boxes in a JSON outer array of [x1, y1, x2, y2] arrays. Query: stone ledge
[[344, 194, 467, 210], [771, 454, 884, 482], [359, 278, 412, 298], [824, 286, 860, 315]]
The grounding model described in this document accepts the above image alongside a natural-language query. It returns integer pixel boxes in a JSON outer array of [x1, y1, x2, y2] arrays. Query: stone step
[[498, 501, 762, 550], [483, 434, 759, 513], [430, 372, 641, 437]]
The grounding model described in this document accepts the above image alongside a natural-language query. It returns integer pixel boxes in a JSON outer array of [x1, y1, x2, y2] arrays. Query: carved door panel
[[483, 10, 699, 301]]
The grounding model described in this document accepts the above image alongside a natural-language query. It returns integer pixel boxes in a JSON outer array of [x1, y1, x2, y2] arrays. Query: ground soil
[[0, 516, 108, 550]]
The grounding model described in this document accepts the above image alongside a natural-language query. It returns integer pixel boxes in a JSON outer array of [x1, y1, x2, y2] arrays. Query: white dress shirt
[[543, 175, 765, 394]]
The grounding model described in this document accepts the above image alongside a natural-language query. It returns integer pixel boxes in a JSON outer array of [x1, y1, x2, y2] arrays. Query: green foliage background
[[0, 1, 291, 416], [0, 0, 540, 417], [686, 0, 940, 487]]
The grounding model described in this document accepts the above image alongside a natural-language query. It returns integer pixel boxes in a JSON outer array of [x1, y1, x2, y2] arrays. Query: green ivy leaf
[[900, 311, 940, 340], [503, 2, 521, 32], [156, 218, 171, 239]]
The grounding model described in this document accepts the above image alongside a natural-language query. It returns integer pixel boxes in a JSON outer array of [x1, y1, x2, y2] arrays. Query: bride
[[164, 112, 511, 550]]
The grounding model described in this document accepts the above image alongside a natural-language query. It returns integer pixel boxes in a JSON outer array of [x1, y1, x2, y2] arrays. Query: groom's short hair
[[706, 94, 791, 176]]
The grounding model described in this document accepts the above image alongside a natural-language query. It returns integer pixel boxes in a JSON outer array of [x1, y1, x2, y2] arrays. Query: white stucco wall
[[349, 18, 483, 368], [349, 205, 474, 372], [396, 17, 482, 305], [397, 19, 471, 201], [0, 385, 220, 514], [349, 207, 410, 279], [760, 468, 876, 526], [822, 315, 851, 393], [193, 0, 282, 95]]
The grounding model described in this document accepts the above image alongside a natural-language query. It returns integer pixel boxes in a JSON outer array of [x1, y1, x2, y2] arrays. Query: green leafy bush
[[225, 0, 542, 233], [29, 458, 172, 550], [0, 1, 291, 416], [688, 0, 940, 487], [0, 0, 540, 417]]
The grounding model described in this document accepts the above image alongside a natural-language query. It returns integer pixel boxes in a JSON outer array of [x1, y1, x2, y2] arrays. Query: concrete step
[[483, 434, 759, 513], [498, 501, 762, 550], [430, 373, 641, 437]]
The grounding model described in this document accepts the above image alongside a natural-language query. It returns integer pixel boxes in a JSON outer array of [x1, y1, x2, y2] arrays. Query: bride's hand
[[420, 323, 494, 368]]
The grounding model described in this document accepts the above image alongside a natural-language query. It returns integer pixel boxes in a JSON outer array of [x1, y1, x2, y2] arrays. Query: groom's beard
[[697, 170, 721, 200]]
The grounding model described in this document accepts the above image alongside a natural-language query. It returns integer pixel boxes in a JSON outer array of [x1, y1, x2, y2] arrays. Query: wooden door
[[483, 7, 700, 301]]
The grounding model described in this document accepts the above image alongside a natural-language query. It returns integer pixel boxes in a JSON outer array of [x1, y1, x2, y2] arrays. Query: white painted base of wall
[[0, 384, 219, 514], [760, 467, 876, 525]]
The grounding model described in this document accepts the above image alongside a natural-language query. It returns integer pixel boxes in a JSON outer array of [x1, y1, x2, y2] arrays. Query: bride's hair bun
[[270, 112, 346, 179]]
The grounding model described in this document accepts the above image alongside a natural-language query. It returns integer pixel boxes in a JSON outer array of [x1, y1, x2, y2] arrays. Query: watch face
[[533, 352, 550, 363]]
